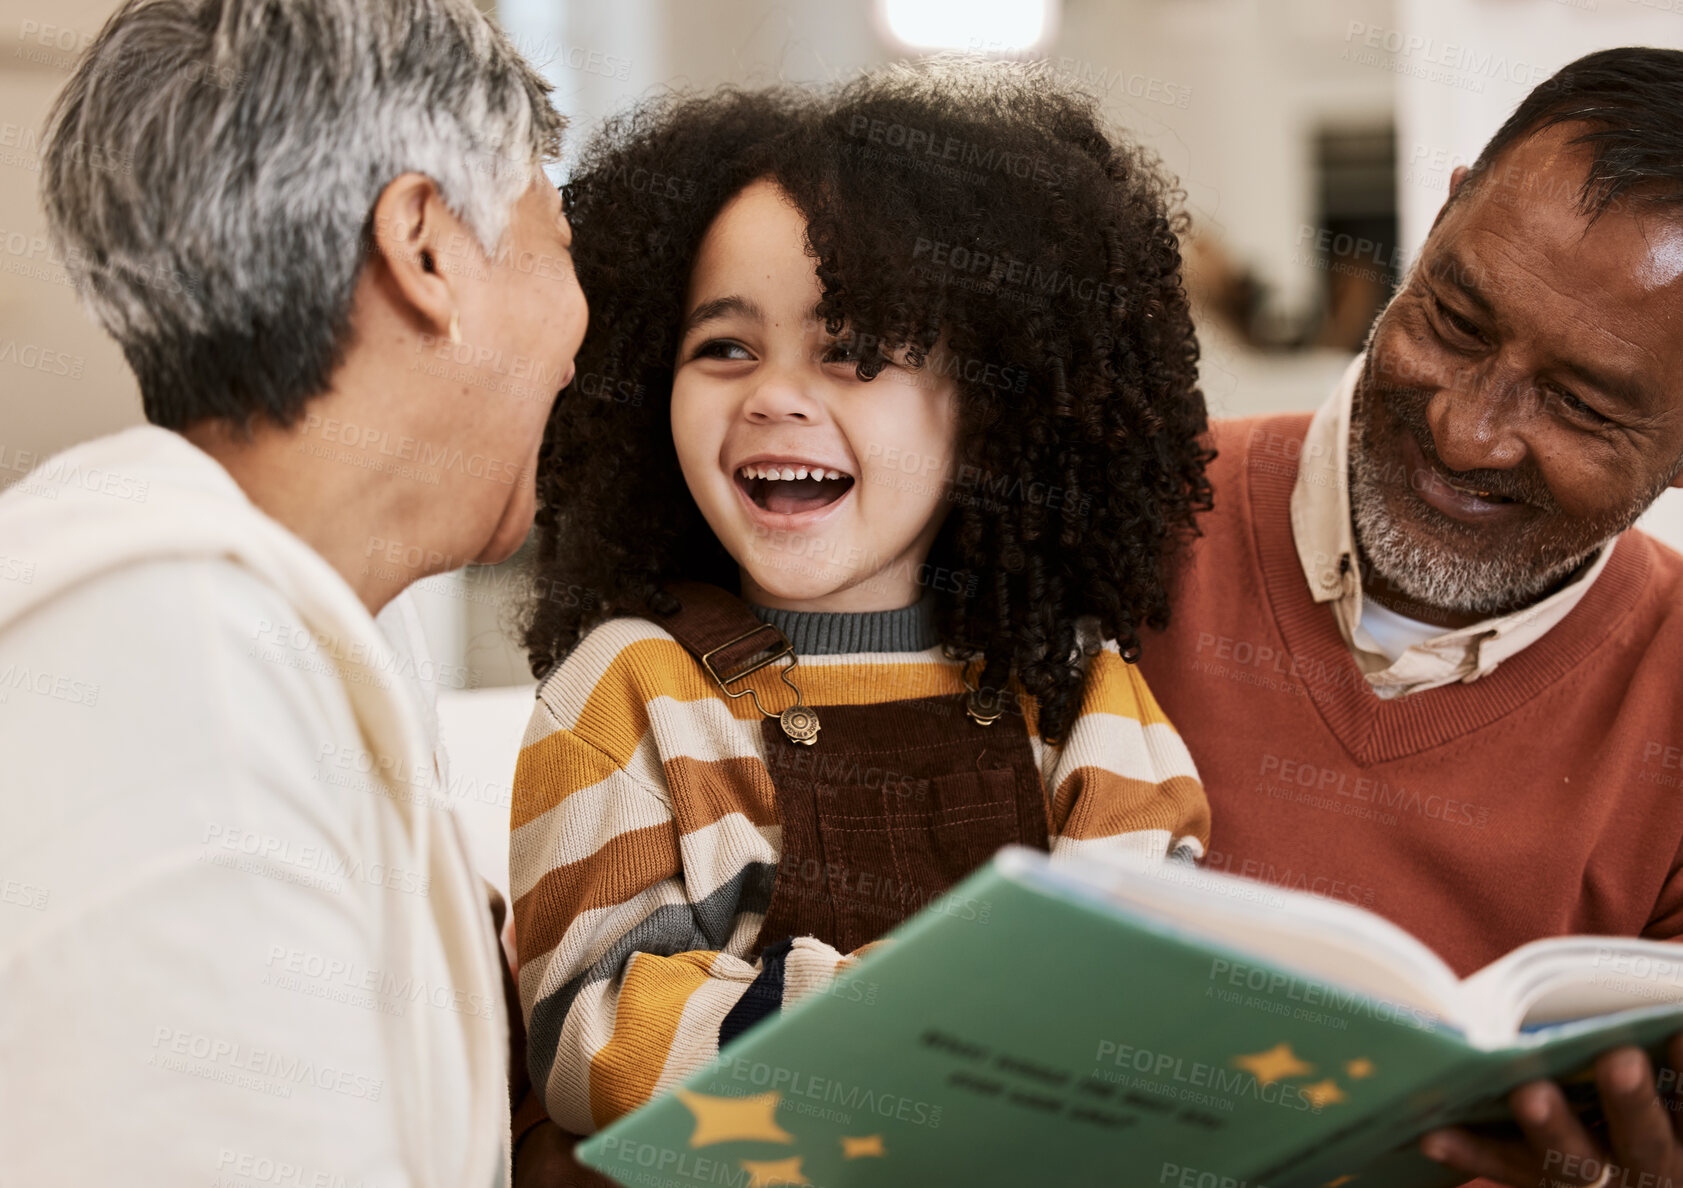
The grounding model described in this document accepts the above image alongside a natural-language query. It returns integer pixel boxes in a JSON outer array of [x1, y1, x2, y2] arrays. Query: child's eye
[[821, 338, 862, 365], [692, 339, 753, 362], [821, 336, 902, 378]]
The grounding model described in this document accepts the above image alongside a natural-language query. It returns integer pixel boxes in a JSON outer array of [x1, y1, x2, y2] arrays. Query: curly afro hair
[[524, 60, 1213, 744]]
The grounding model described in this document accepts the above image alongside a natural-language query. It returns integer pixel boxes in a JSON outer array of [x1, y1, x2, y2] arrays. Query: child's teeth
[[737, 463, 850, 482]]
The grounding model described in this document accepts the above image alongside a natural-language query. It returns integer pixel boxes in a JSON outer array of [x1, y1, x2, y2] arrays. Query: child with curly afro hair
[[509, 61, 1215, 1143]]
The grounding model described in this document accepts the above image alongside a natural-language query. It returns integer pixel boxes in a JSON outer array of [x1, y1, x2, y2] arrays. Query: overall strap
[[646, 581, 787, 673]]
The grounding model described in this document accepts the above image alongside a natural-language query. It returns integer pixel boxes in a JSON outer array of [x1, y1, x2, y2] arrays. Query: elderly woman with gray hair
[[0, 1, 586, 1183]]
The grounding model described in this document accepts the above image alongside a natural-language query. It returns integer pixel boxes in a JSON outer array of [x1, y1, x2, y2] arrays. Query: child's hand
[[841, 939, 893, 968]]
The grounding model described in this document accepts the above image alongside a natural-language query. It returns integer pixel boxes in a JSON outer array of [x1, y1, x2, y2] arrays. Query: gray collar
[[749, 597, 940, 655]]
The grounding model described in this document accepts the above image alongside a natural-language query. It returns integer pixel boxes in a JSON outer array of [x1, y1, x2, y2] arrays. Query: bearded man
[[1139, 47, 1683, 1187]]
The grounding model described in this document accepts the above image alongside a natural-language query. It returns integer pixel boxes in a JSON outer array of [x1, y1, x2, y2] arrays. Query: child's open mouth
[[735, 462, 855, 516]]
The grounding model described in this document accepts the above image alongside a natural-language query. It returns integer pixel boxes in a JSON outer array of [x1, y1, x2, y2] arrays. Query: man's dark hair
[[1466, 47, 1683, 219]]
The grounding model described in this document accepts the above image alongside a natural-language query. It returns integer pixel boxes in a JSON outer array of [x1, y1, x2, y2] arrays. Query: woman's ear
[[367, 172, 465, 342]]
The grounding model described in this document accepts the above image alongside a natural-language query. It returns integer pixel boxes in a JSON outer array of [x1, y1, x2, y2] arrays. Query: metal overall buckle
[[699, 623, 821, 746], [961, 659, 1006, 727]]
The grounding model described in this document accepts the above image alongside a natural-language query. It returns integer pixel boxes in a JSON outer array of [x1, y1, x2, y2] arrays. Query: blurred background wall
[[4, 0, 1682, 694]]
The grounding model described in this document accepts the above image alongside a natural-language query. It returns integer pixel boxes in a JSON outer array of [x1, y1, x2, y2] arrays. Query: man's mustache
[[1367, 382, 1555, 510]]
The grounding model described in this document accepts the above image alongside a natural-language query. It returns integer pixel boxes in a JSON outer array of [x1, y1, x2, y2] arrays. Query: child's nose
[[742, 374, 822, 423]]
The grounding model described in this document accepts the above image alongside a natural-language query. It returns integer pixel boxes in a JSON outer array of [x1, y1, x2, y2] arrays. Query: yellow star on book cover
[[1302, 1079, 1348, 1108], [1233, 1042, 1314, 1085], [841, 1134, 885, 1159], [675, 1089, 795, 1147], [738, 1156, 810, 1187], [1345, 1058, 1375, 1079]]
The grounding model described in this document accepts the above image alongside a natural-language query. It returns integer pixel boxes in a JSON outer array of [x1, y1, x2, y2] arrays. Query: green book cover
[[576, 847, 1683, 1188]]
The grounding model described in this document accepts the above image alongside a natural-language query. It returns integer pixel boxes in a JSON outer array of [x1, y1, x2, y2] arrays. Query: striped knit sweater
[[510, 606, 1209, 1135]]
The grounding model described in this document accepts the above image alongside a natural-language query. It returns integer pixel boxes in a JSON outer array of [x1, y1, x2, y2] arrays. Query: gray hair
[[40, 0, 566, 429]]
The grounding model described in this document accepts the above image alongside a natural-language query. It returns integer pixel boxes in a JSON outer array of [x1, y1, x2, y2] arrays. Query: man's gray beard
[[1347, 454, 1602, 617], [1344, 376, 1631, 617]]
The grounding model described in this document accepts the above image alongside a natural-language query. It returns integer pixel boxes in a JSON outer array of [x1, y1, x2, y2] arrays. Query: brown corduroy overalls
[[648, 581, 1051, 956]]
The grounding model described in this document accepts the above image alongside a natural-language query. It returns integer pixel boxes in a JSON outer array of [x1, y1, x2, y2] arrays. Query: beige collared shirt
[[1288, 356, 1613, 700]]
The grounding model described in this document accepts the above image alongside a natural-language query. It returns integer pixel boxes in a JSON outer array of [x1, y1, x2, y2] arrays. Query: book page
[[1465, 937, 1683, 1037], [1000, 849, 1473, 1032]]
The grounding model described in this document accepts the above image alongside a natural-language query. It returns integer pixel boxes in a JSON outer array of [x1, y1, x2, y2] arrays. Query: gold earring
[[448, 311, 462, 345]]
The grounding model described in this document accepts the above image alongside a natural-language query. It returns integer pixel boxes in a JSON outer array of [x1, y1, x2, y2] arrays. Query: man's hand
[[1421, 1036, 1683, 1186]]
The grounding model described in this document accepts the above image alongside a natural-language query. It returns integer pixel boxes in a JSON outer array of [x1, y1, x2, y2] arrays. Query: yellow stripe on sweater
[[588, 950, 719, 1127], [512, 723, 622, 830], [555, 635, 1156, 762], [572, 638, 976, 738]]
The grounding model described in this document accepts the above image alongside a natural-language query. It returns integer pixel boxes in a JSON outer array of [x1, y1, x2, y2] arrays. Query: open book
[[577, 847, 1683, 1188]]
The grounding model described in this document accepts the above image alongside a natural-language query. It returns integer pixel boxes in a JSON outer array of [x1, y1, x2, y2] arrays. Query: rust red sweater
[[1139, 414, 1683, 976]]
